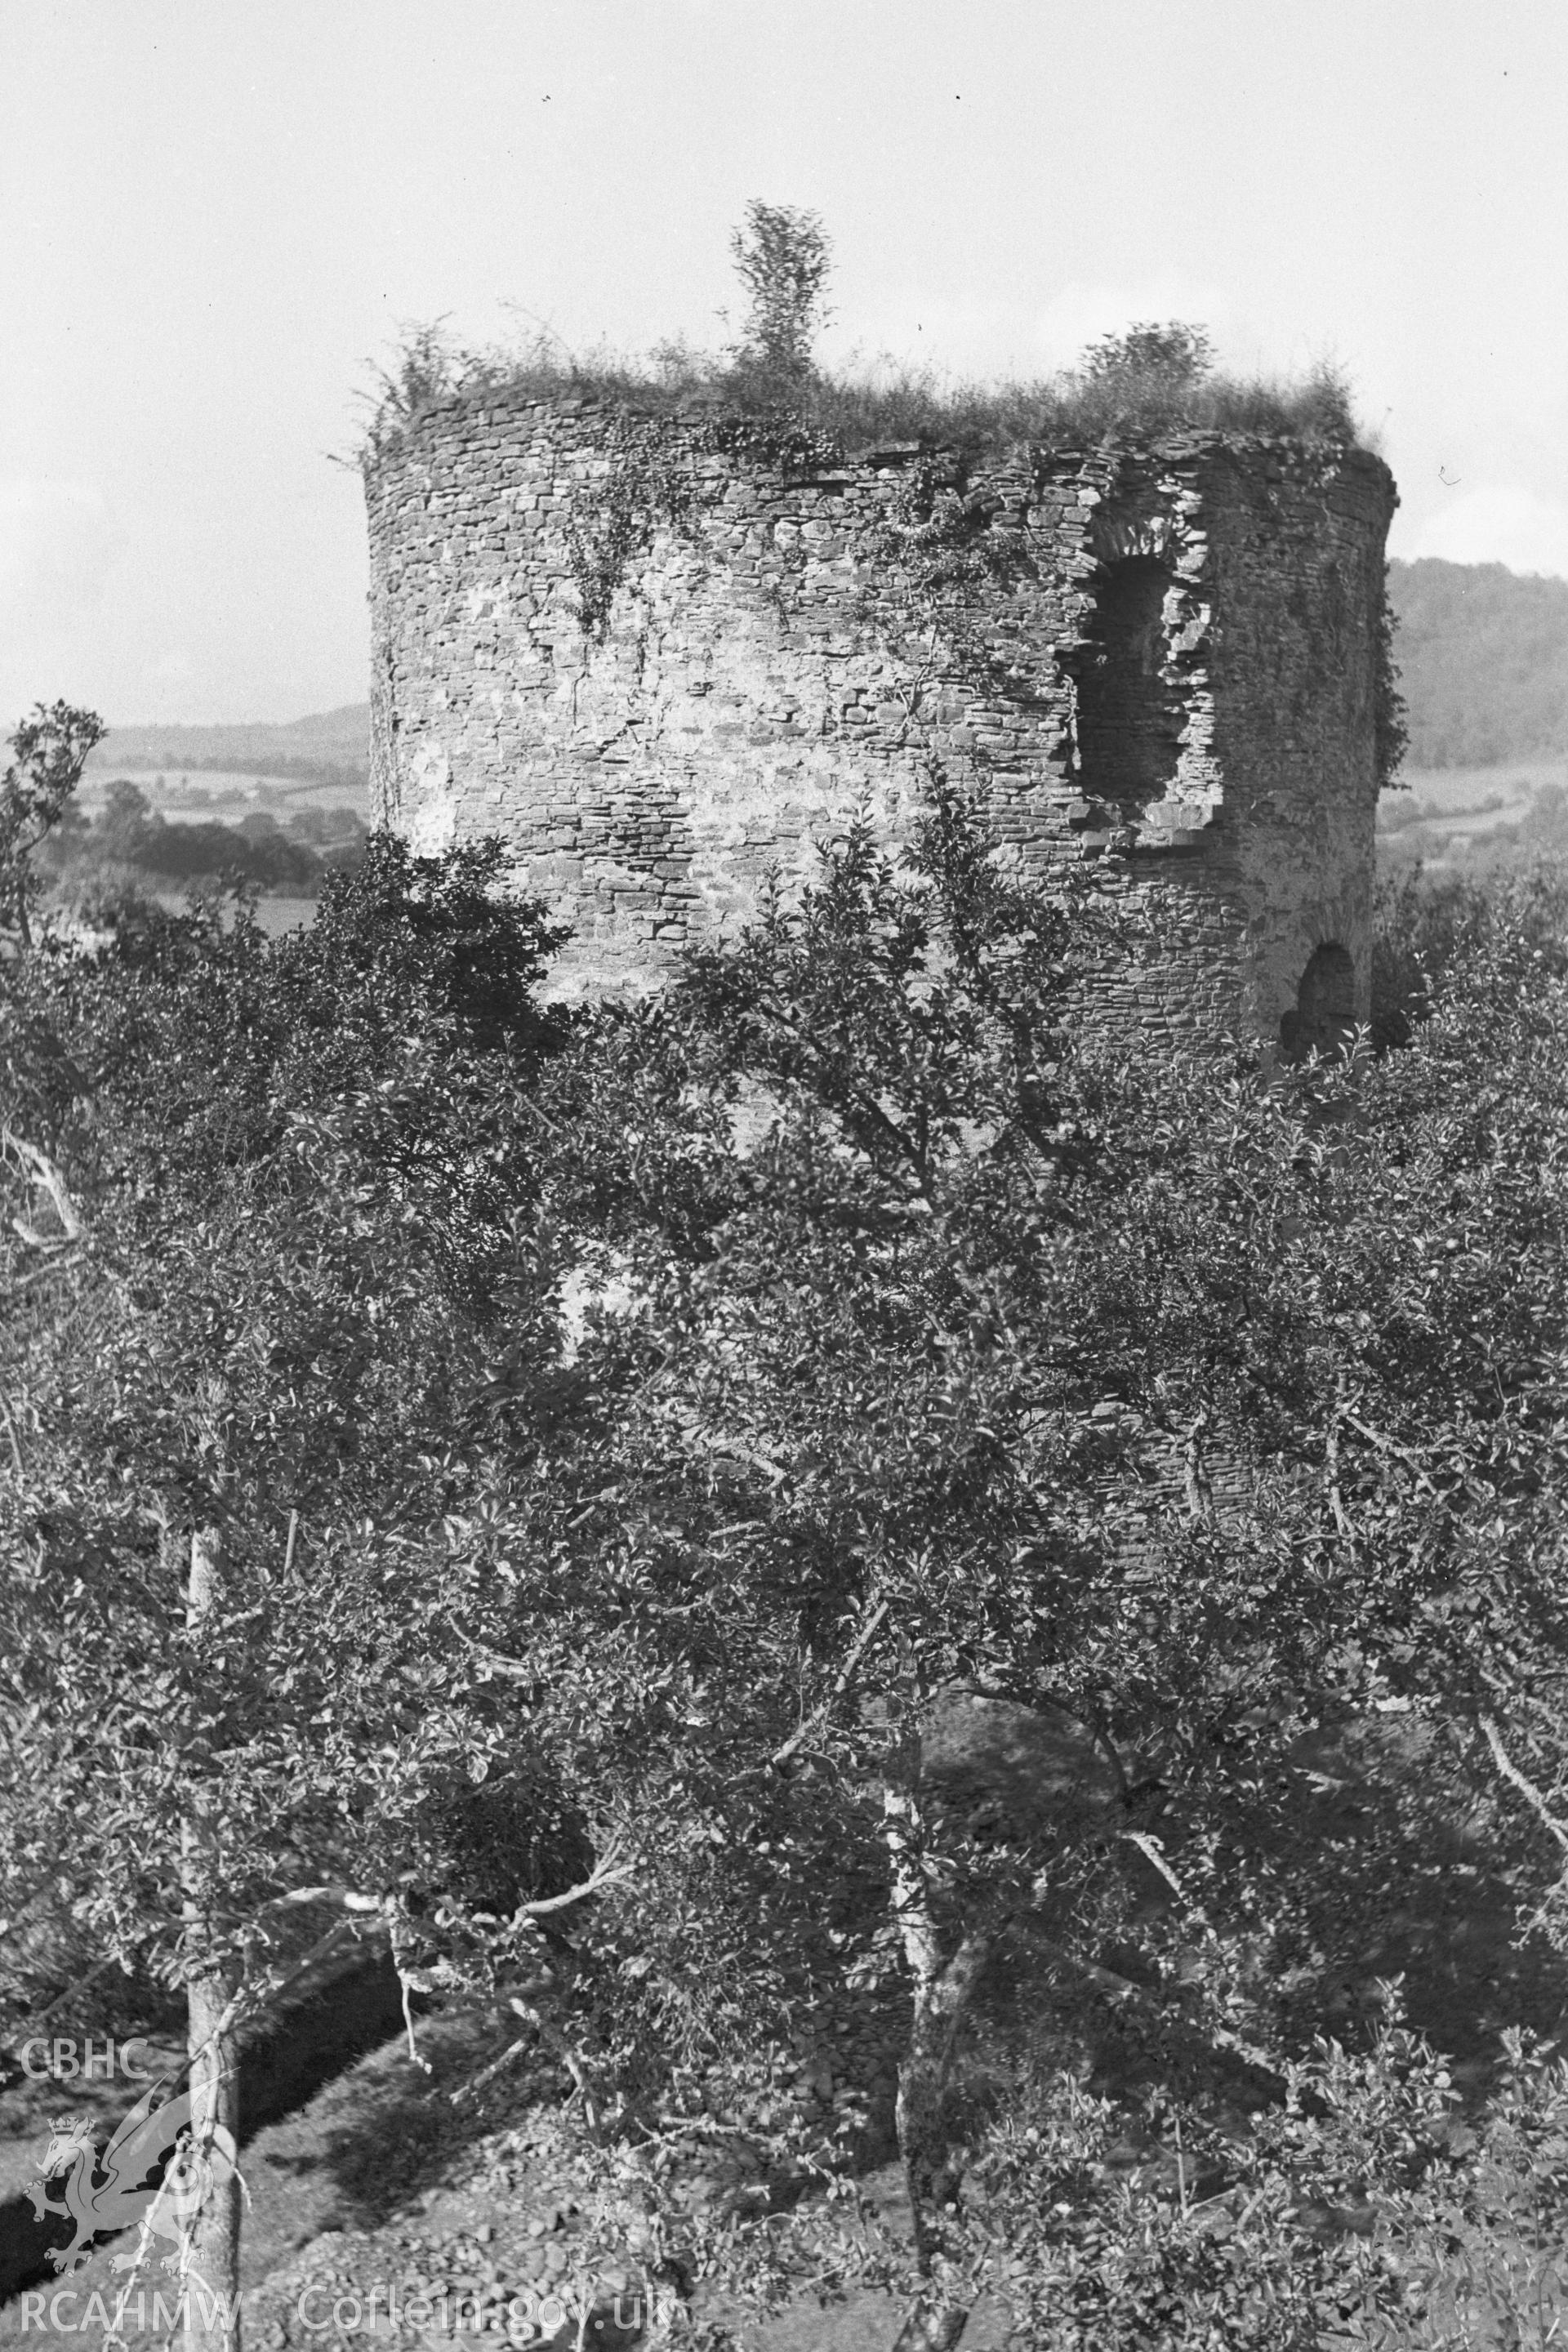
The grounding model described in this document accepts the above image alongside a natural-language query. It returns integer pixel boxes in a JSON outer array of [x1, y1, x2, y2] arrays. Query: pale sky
[[3, 0, 1566, 725]]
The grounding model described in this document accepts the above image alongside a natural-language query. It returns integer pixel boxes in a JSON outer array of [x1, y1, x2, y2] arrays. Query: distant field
[[1376, 761, 1568, 876], [252, 895, 318, 935], [82, 702, 372, 791], [1380, 763, 1566, 833], [1388, 761, 1566, 813], [80, 766, 371, 821]]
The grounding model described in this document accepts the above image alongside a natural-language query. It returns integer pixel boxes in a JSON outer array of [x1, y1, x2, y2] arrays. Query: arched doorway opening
[[1280, 942, 1356, 1061]]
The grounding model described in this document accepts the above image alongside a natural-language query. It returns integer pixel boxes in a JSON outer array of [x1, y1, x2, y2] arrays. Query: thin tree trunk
[[183, 1968, 242, 2352], [183, 1526, 243, 2352], [884, 1771, 991, 2352]]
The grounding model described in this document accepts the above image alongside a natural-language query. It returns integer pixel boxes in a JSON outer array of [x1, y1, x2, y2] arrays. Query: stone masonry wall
[[364, 394, 1396, 1049]]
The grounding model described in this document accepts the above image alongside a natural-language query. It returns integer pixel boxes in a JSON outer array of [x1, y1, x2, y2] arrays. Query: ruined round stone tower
[[364, 391, 1397, 1051]]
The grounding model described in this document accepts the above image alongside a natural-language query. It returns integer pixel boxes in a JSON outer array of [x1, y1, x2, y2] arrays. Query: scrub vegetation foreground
[[4, 697, 1568, 2349]]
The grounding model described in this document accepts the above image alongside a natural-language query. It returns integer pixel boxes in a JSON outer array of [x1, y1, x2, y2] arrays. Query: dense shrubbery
[[956, 2014, 1568, 2346], [1371, 853, 1568, 1047], [3, 794, 1567, 2345]]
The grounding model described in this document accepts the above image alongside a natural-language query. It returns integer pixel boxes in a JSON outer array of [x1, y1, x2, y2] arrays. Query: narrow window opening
[[1073, 556, 1184, 817], [1280, 942, 1356, 1061]]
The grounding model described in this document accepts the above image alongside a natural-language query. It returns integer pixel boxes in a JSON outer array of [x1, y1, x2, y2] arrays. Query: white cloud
[[1403, 484, 1568, 581]]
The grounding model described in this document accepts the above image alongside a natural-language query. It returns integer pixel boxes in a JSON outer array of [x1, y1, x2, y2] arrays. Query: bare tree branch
[[497, 1991, 605, 2128], [1341, 1407, 1439, 1494], [2, 1129, 86, 1242], [510, 1843, 633, 1918], [1, 1248, 86, 1298], [1120, 1829, 1188, 1899], [450, 2032, 530, 2105], [445, 1617, 537, 1681], [1480, 1713, 1568, 1855], [770, 1596, 890, 1772], [0, 1390, 23, 1477], [242, 1843, 626, 2001], [24, 1950, 120, 2028], [1183, 1407, 1213, 1521], [207, 1914, 365, 2051], [252, 1883, 388, 1918], [1326, 1380, 1354, 1541], [1029, 1929, 1284, 2083]]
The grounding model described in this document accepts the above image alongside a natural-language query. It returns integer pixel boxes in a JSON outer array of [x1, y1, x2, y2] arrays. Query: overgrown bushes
[[1371, 853, 1568, 1048], [5, 804, 1568, 2346], [955, 2016, 1568, 2347]]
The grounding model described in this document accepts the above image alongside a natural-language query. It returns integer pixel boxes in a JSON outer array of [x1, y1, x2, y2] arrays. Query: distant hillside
[[87, 703, 370, 791], [1388, 559, 1568, 770]]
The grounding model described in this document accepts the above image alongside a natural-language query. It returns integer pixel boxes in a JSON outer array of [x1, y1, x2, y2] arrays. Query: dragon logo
[[25, 2074, 238, 2275]]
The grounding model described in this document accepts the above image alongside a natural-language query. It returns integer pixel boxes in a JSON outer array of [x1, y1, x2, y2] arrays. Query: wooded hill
[[1389, 557, 1568, 769]]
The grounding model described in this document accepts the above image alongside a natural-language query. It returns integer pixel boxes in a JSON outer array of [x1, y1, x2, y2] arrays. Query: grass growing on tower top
[[358, 320, 1367, 468]]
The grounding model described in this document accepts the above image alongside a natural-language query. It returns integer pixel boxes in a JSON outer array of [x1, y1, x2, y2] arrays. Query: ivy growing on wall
[[1376, 569, 1410, 791], [561, 411, 845, 640], [861, 455, 1053, 717], [549, 398, 1388, 845], [562, 415, 701, 639]]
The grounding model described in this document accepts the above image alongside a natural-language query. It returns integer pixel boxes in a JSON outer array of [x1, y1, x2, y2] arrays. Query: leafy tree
[[728, 199, 833, 391], [96, 777, 153, 848], [1, 702, 105, 947], [0, 839, 599, 2349], [471, 813, 1568, 2345], [1070, 322, 1354, 443], [1080, 320, 1214, 394]]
